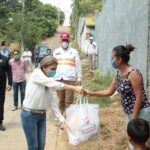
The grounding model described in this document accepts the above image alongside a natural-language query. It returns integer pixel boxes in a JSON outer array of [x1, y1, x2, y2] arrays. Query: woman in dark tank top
[[84, 44, 150, 150]]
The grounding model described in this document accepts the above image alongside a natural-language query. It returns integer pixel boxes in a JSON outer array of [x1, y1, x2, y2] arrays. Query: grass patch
[[82, 59, 114, 108]]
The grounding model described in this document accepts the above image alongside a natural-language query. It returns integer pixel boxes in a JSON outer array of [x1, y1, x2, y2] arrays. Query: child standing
[[127, 118, 150, 150]]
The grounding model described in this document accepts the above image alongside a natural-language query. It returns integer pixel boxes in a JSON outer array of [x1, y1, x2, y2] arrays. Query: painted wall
[[95, 0, 149, 93]]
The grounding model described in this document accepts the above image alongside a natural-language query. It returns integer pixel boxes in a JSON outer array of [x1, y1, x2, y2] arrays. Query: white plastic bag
[[66, 95, 100, 145]]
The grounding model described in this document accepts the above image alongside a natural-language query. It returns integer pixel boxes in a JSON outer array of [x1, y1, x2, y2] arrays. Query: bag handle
[[75, 94, 81, 104], [83, 96, 88, 104], [76, 94, 89, 104]]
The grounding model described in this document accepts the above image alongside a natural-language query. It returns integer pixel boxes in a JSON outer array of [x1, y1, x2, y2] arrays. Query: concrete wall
[[77, 17, 85, 46], [95, 0, 149, 93], [147, 0, 150, 96]]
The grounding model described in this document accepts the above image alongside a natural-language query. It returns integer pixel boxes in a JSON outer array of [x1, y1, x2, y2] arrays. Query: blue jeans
[[21, 110, 46, 150], [13, 80, 26, 107]]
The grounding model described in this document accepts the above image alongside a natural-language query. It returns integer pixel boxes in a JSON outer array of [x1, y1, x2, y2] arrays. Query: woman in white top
[[21, 56, 82, 150]]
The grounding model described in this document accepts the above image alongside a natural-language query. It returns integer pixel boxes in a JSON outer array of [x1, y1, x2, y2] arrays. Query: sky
[[39, 0, 72, 26]]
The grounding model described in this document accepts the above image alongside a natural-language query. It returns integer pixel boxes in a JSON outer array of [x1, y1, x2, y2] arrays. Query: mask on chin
[[47, 70, 56, 77], [62, 41, 69, 49], [111, 58, 118, 69]]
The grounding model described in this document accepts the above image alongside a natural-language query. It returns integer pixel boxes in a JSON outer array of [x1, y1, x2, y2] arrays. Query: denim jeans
[[21, 110, 46, 150], [126, 107, 150, 150], [34, 58, 39, 68], [13, 80, 26, 107]]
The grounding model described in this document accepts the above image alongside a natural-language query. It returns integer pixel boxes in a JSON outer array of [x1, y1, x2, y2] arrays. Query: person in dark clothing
[[34, 46, 39, 68], [0, 41, 10, 59], [0, 54, 12, 131]]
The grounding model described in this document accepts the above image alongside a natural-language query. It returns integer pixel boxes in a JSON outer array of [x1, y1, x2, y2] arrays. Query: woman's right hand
[[75, 86, 83, 93]]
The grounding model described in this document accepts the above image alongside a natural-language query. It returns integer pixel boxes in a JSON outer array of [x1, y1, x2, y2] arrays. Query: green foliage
[[75, 0, 102, 16], [59, 10, 65, 25], [71, 0, 102, 39], [0, 0, 65, 50], [23, 23, 43, 50], [82, 60, 113, 108]]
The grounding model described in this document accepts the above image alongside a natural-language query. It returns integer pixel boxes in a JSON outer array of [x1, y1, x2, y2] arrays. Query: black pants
[[0, 87, 6, 124]]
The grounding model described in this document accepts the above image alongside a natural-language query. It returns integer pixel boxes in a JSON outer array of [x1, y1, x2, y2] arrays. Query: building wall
[[77, 17, 85, 47], [95, 0, 149, 95], [147, 0, 150, 97]]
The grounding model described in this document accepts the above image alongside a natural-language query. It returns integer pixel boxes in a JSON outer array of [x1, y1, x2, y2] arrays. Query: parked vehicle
[[38, 44, 52, 62]]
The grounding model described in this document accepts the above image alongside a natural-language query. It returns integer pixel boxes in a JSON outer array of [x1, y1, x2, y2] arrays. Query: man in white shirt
[[53, 32, 82, 116], [87, 37, 97, 69], [22, 48, 33, 72]]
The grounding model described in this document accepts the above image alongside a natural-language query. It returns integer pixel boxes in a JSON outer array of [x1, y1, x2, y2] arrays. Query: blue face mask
[[47, 70, 56, 77], [111, 58, 117, 69], [14, 54, 21, 60]]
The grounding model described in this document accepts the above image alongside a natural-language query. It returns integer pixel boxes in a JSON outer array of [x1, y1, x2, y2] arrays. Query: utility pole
[[75, 0, 79, 42], [21, 0, 25, 54], [57, 0, 60, 27]]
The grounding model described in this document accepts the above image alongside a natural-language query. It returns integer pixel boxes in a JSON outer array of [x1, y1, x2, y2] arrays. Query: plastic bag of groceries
[[66, 95, 100, 145]]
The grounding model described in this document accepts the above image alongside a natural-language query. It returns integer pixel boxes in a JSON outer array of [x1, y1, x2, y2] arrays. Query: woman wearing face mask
[[83, 44, 150, 149], [9, 50, 26, 111], [21, 55, 82, 150]]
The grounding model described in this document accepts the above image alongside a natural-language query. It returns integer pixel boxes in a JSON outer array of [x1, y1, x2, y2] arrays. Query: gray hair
[[40, 56, 58, 68]]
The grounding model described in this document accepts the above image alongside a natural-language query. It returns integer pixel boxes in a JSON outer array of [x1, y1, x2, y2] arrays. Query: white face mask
[[62, 41, 69, 49]]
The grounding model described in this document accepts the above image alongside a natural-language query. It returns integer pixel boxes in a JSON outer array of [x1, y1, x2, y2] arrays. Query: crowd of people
[[0, 32, 150, 150]]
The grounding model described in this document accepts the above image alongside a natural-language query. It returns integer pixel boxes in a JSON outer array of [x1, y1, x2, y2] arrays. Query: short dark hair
[[127, 118, 150, 144], [13, 50, 20, 54], [1, 41, 6, 46], [113, 44, 135, 63]]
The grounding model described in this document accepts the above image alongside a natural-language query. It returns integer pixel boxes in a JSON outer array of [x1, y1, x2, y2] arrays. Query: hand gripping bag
[[66, 96, 100, 145]]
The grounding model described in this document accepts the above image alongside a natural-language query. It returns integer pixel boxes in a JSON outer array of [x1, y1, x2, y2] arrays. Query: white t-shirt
[[87, 42, 97, 55], [22, 51, 32, 62]]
